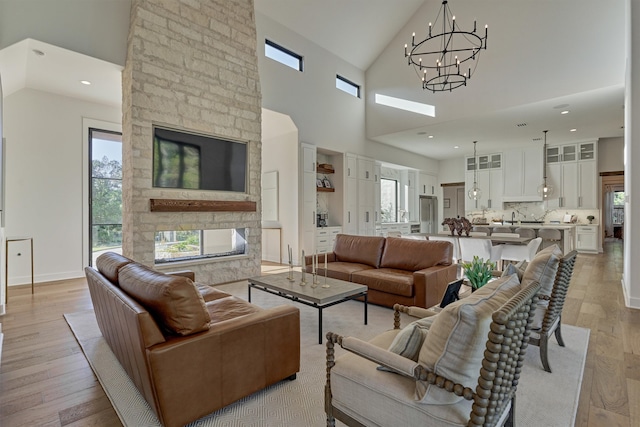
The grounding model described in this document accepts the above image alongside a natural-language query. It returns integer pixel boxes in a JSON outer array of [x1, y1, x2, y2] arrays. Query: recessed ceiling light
[[570, 128, 577, 132], [454, 145, 459, 149], [428, 135, 434, 139], [32, 49, 45, 56], [80, 80, 92, 85], [561, 110, 570, 115]]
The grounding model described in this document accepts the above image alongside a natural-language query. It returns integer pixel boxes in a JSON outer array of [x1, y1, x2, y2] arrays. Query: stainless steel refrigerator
[[419, 196, 438, 234]]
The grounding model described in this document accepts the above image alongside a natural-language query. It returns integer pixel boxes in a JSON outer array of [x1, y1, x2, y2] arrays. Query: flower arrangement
[[587, 215, 595, 224], [462, 256, 495, 290]]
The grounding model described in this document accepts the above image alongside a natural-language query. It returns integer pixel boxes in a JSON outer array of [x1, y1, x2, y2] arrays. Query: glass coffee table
[[248, 271, 368, 344]]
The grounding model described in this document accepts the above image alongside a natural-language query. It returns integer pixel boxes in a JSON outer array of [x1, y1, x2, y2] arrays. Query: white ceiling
[[0, 1, 627, 160]]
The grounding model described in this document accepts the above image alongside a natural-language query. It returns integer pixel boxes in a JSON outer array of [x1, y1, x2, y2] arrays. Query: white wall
[[261, 109, 300, 264], [599, 137, 625, 172], [256, 12, 438, 172], [0, 0, 130, 66], [4, 88, 120, 285]]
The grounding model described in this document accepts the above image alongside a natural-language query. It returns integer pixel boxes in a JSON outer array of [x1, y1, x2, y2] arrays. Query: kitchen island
[[475, 223, 575, 254]]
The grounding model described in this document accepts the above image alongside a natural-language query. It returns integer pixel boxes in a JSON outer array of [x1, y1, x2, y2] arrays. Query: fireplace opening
[[154, 228, 247, 264]]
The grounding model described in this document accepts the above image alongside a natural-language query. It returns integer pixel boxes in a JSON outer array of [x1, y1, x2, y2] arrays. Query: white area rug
[[65, 280, 589, 427]]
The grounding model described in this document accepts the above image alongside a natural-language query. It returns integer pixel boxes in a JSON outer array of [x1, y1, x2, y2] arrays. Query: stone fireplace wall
[[122, 0, 261, 283]]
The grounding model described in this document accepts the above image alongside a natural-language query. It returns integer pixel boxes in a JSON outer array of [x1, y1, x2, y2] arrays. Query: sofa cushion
[[205, 296, 262, 323], [352, 268, 414, 297], [318, 262, 375, 282], [416, 274, 521, 404], [96, 252, 133, 285], [380, 238, 453, 271], [118, 263, 211, 336], [194, 282, 233, 302], [522, 244, 562, 295], [334, 234, 386, 268]]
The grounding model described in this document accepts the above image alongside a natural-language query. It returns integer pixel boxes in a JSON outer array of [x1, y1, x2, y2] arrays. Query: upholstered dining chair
[[324, 280, 542, 427], [459, 238, 502, 268], [501, 237, 542, 263], [492, 226, 513, 233], [529, 250, 578, 372]]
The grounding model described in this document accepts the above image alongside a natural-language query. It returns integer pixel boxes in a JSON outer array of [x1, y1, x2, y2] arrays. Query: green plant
[[587, 215, 595, 223], [462, 256, 495, 290]]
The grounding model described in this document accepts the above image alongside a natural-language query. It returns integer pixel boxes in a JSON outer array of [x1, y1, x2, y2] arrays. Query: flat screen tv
[[153, 126, 247, 192]]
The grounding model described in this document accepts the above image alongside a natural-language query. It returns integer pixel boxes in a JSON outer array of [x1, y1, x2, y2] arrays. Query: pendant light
[[537, 130, 554, 199], [467, 141, 482, 200]]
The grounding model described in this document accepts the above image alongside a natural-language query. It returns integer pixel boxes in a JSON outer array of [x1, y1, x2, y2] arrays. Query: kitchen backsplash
[[465, 202, 600, 225]]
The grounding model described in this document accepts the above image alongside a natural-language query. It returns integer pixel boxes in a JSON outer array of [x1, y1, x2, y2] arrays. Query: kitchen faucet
[[512, 211, 516, 224]]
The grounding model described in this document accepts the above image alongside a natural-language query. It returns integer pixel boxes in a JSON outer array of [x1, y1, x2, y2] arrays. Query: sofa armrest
[[167, 270, 195, 281], [413, 264, 458, 308], [146, 305, 300, 427]]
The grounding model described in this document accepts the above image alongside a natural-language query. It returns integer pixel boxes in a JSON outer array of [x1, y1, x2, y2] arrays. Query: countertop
[[481, 223, 577, 230]]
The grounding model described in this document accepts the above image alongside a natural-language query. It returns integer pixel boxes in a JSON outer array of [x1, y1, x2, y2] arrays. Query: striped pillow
[[386, 316, 435, 361]]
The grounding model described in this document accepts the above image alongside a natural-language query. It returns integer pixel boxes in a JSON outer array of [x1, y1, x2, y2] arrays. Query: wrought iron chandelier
[[468, 141, 482, 200], [404, 0, 488, 92], [537, 130, 554, 199]]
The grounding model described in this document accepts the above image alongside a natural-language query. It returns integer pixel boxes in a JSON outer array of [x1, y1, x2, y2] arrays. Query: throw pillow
[[386, 316, 435, 361], [522, 244, 562, 296], [119, 263, 211, 336], [415, 274, 521, 405]]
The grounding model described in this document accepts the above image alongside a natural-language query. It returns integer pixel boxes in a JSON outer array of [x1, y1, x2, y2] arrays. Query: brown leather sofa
[[305, 234, 457, 309], [85, 252, 300, 427]]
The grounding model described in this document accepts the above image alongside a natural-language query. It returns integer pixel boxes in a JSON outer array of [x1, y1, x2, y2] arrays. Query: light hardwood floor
[[0, 240, 637, 426]]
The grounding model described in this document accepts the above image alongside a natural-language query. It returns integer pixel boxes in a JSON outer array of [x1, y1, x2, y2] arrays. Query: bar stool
[[538, 228, 562, 250], [472, 226, 491, 235], [492, 226, 513, 234], [515, 228, 537, 239]]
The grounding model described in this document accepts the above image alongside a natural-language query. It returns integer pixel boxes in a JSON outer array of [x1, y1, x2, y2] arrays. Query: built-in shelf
[[317, 187, 335, 192], [149, 199, 257, 212], [317, 164, 335, 174]]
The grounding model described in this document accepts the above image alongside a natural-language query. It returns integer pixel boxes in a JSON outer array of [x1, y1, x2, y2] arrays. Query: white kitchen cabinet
[[316, 226, 341, 253], [300, 143, 317, 254], [502, 146, 543, 202], [343, 153, 358, 234], [576, 225, 598, 253], [465, 153, 502, 211], [374, 163, 381, 225], [419, 173, 436, 196], [407, 170, 417, 221], [466, 168, 502, 211], [578, 161, 597, 208], [357, 157, 376, 235], [547, 162, 578, 209], [546, 141, 597, 209]]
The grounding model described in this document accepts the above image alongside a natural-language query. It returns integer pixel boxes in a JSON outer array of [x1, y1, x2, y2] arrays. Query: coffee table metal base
[[248, 276, 367, 344]]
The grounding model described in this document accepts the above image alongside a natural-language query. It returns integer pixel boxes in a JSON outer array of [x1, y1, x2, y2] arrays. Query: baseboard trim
[[8, 270, 85, 286]]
